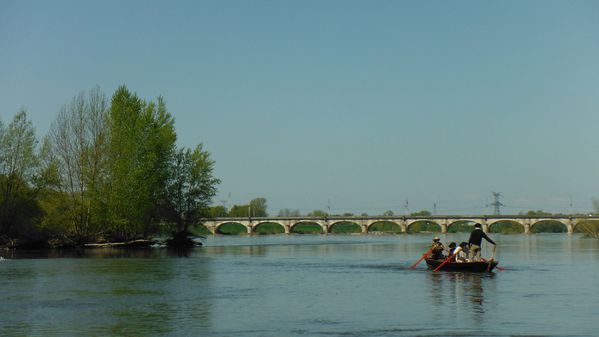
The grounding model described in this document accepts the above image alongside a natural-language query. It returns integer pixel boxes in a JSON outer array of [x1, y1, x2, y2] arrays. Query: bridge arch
[[253, 221, 286, 234], [488, 219, 525, 234], [530, 219, 567, 233], [447, 220, 477, 233], [407, 220, 441, 233], [290, 221, 325, 234], [329, 221, 362, 234], [368, 221, 402, 233], [215, 221, 248, 235]]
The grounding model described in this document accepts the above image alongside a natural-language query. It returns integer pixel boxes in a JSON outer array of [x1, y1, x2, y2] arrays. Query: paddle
[[433, 247, 462, 272], [410, 248, 432, 269], [485, 245, 504, 272]]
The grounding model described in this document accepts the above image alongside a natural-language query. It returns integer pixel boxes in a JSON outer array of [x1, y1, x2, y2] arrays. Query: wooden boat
[[425, 258, 499, 272]]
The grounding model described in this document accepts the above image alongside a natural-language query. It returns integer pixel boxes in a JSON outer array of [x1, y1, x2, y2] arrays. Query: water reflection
[[426, 271, 495, 324], [0, 248, 215, 336]]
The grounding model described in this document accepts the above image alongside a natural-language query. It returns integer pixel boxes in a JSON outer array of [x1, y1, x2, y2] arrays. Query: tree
[[209, 205, 228, 218], [164, 145, 220, 233], [0, 110, 41, 237], [104, 86, 176, 240], [228, 204, 249, 217], [410, 210, 432, 216], [46, 87, 109, 241], [249, 197, 268, 217], [307, 210, 327, 217], [521, 210, 552, 216], [383, 210, 394, 216], [278, 208, 301, 217]]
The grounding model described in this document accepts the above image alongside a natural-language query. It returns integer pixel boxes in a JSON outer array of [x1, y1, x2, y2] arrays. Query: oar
[[433, 247, 462, 272], [409, 248, 432, 269], [481, 257, 506, 271], [486, 245, 498, 272]]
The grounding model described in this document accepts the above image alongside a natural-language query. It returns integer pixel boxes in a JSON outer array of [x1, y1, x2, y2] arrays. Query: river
[[1, 234, 598, 336]]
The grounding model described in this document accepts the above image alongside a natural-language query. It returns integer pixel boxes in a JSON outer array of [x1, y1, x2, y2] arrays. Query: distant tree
[[228, 204, 250, 217], [410, 210, 432, 216], [307, 209, 327, 217], [383, 210, 394, 216], [342, 212, 354, 216], [249, 197, 268, 217], [521, 210, 552, 216], [361, 212, 368, 216], [278, 208, 301, 217], [209, 205, 228, 218]]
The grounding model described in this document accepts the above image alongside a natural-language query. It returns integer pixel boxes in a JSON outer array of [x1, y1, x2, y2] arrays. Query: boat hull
[[425, 258, 498, 272]]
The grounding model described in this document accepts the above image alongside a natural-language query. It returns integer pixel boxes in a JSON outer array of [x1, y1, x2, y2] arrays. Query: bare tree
[[47, 87, 108, 240]]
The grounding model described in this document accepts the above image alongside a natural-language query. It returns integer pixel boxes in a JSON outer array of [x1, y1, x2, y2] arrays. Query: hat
[[474, 223, 482, 228], [433, 236, 440, 241], [448, 242, 456, 248], [460, 242, 468, 247]]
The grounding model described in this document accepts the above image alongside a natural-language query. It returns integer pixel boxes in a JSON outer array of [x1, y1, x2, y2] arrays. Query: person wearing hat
[[429, 236, 446, 260], [468, 223, 496, 261]]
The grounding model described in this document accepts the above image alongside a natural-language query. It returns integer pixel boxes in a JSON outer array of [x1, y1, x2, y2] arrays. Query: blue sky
[[1, 0, 599, 215]]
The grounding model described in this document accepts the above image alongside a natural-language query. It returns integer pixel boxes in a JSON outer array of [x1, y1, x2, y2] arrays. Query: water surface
[[1, 234, 598, 336]]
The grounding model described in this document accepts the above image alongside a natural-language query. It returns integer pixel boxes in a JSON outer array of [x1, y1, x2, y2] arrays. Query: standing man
[[468, 223, 496, 261]]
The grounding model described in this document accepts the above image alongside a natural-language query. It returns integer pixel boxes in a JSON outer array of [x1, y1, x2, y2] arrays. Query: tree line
[[0, 86, 220, 248]]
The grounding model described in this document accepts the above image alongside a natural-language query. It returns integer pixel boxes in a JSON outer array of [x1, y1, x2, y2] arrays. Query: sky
[[1, 0, 599, 216]]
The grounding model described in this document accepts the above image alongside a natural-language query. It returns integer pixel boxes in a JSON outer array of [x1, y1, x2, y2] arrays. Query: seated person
[[455, 242, 469, 263], [447, 242, 457, 261], [429, 236, 445, 260]]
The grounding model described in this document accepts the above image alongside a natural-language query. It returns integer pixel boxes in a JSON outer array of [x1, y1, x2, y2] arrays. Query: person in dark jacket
[[468, 223, 496, 261]]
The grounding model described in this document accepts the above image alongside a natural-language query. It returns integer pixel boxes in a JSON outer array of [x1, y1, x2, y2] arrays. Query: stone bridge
[[200, 215, 599, 235]]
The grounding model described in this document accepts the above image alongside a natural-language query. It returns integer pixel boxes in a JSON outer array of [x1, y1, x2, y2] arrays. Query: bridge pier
[[566, 221, 574, 235]]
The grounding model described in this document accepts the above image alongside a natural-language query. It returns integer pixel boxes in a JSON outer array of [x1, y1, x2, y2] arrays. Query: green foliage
[[278, 208, 301, 217], [576, 220, 599, 238], [0, 111, 41, 237], [531, 220, 566, 233], [307, 209, 327, 217], [164, 145, 220, 233], [521, 209, 553, 216], [447, 221, 473, 233], [249, 197, 268, 217], [489, 221, 524, 234], [103, 86, 177, 240], [217, 222, 246, 235], [408, 221, 440, 233], [329, 221, 361, 233], [369, 221, 401, 233], [209, 205, 228, 218], [228, 204, 249, 217], [0, 86, 220, 246], [292, 222, 323, 234], [189, 224, 211, 235], [383, 210, 394, 216], [410, 210, 432, 216], [254, 222, 285, 234], [45, 87, 109, 241]]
